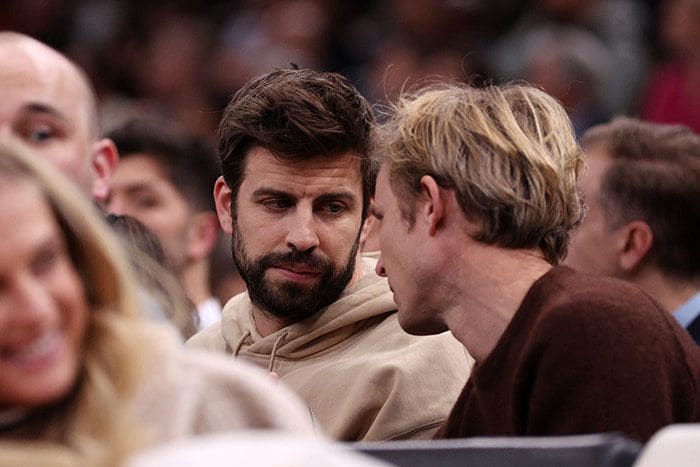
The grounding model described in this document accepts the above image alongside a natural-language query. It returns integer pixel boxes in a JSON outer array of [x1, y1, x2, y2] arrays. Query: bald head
[[0, 32, 117, 201]]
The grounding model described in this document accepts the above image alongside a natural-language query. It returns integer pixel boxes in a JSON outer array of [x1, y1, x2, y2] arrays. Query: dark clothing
[[688, 315, 700, 345], [436, 266, 700, 443]]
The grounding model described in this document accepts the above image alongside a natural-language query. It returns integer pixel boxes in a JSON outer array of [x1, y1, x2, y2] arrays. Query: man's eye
[[322, 202, 346, 215], [26, 125, 56, 143], [263, 198, 291, 210]]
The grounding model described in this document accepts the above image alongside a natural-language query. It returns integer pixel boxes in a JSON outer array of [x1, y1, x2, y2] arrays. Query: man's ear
[[214, 176, 234, 234], [360, 214, 381, 252], [419, 175, 445, 236], [187, 212, 221, 260], [360, 214, 375, 245], [90, 138, 119, 202], [615, 220, 654, 272]]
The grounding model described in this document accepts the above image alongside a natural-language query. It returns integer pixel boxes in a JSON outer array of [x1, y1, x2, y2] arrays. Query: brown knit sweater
[[436, 266, 700, 442]]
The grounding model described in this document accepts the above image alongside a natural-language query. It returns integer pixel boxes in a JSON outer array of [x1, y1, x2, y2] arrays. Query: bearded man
[[187, 68, 471, 441]]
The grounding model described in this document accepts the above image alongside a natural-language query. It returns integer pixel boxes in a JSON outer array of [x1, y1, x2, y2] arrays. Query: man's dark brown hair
[[108, 118, 221, 212], [581, 117, 700, 279], [218, 68, 377, 218]]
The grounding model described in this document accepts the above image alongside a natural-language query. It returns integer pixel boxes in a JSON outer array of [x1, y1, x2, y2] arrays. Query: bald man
[[0, 31, 117, 202]]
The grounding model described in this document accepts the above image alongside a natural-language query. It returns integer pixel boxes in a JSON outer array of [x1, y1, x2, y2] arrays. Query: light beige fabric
[[187, 257, 473, 441], [132, 325, 315, 444], [125, 432, 392, 467], [633, 424, 700, 467]]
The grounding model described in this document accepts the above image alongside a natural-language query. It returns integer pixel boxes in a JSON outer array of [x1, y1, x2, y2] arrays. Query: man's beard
[[231, 220, 361, 324]]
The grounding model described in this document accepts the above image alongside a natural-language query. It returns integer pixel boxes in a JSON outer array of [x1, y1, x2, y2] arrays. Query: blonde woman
[[0, 140, 313, 466]]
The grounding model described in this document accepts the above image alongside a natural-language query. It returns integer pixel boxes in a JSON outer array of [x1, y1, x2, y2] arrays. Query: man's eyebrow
[[251, 188, 358, 205], [123, 182, 158, 195], [315, 191, 357, 205], [251, 188, 295, 199], [22, 102, 70, 125]]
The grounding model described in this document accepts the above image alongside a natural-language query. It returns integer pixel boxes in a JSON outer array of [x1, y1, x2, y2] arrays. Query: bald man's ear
[[616, 220, 654, 273], [90, 138, 119, 202]]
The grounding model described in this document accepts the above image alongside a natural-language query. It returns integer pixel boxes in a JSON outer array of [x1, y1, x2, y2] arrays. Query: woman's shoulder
[[130, 323, 315, 443]]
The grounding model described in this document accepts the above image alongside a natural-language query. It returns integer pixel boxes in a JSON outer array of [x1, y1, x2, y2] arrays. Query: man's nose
[[375, 255, 387, 277], [285, 209, 321, 253]]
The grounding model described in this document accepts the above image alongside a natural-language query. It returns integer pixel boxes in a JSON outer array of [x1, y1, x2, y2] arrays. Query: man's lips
[[269, 263, 322, 281], [273, 262, 320, 275]]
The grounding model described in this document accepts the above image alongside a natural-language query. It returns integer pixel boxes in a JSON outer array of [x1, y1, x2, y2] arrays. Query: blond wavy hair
[[375, 83, 585, 264], [0, 140, 150, 466]]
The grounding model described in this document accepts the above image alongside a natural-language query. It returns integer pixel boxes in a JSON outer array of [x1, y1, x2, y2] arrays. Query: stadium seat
[[633, 424, 700, 467], [352, 433, 642, 467]]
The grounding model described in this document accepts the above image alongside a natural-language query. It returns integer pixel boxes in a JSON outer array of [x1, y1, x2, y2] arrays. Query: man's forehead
[[0, 40, 92, 116], [115, 153, 171, 182], [581, 145, 614, 186], [1, 38, 74, 81], [243, 147, 362, 182]]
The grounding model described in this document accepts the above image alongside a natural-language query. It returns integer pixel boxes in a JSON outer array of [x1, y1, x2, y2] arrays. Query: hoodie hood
[[187, 255, 473, 442], [221, 257, 395, 361]]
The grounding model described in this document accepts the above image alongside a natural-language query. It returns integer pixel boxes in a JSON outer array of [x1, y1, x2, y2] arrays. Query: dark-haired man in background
[[106, 118, 223, 329], [566, 117, 700, 344]]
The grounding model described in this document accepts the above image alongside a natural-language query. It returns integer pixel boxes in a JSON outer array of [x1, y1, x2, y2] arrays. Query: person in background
[[566, 117, 700, 344], [106, 118, 223, 330], [208, 234, 247, 306], [187, 68, 471, 441], [0, 31, 117, 204], [0, 139, 314, 466], [0, 32, 194, 337], [639, 0, 700, 133], [371, 82, 700, 443], [105, 213, 197, 338]]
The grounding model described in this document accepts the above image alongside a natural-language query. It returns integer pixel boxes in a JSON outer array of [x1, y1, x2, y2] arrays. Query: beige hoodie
[[187, 257, 472, 441]]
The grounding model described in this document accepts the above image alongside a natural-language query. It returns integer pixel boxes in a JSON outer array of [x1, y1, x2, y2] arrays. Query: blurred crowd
[[3, 2, 700, 465], [5, 0, 697, 144]]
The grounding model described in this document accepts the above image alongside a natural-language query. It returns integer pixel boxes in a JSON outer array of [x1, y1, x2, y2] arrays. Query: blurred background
[[5, 0, 699, 144]]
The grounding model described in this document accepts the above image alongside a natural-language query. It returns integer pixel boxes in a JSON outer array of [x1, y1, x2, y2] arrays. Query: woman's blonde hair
[[376, 83, 585, 264], [0, 140, 150, 465]]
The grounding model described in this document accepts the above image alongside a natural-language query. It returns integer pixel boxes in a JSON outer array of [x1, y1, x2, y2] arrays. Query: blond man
[[371, 83, 700, 442]]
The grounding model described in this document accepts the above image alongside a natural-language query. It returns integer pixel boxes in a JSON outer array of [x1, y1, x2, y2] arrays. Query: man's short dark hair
[[217, 68, 377, 218], [108, 118, 220, 212], [581, 117, 700, 279]]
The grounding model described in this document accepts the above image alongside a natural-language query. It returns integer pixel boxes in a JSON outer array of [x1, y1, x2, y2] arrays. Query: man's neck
[[630, 267, 700, 313], [443, 243, 552, 363]]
